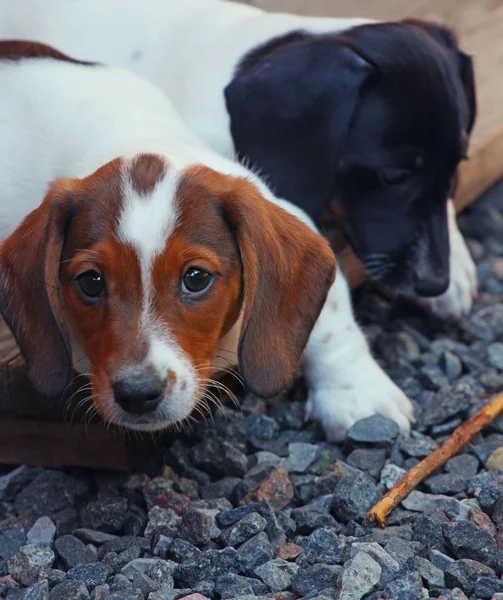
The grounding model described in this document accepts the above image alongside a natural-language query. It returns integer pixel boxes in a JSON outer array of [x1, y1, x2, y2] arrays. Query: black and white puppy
[[228, 20, 477, 299], [0, 0, 477, 318]]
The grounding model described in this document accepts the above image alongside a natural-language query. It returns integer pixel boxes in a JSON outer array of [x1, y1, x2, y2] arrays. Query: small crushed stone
[[2, 186, 503, 599]]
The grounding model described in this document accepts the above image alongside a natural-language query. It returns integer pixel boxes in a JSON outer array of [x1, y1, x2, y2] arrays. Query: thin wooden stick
[[367, 390, 503, 528]]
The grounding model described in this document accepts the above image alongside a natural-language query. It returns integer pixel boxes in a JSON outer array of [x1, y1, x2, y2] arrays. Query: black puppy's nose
[[414, 276, 449, 298], [113, 373, 165, 415]]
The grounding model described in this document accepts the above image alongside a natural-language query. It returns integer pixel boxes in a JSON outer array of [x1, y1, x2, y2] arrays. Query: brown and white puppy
[[0, 42, 336, 433]]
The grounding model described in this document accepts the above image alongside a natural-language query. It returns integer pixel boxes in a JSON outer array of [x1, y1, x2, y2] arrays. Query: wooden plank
[[456, 127, 503, 212], [4, 353, 61, 420], [0, 418, 155, 470], [0, 321, 16, 363], [0, 419, 152, 471]]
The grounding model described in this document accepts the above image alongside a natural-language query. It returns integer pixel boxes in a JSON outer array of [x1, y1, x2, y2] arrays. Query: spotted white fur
[[304, 263, 414, 441]]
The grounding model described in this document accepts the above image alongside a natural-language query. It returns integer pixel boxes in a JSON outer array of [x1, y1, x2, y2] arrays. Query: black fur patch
[[225, 20, 476, 296]]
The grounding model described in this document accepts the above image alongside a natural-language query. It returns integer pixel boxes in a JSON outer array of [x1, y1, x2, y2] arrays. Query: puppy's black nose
[[414, 276, 449, 298], [113, 373, 165, 415]]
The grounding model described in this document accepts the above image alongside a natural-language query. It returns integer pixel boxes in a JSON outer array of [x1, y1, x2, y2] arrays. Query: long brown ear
[[0, 179, 77, 396], [222, 178, 336, 398]]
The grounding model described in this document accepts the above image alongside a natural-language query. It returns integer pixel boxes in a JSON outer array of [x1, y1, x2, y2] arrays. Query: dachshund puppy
[[0, 42, 340, 433]]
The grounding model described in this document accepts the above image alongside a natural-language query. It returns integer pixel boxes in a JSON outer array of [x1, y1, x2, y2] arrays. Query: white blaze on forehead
[[115, 161, 197, 411], [117, 161, 181, 366], [118, 162, 180, 267]]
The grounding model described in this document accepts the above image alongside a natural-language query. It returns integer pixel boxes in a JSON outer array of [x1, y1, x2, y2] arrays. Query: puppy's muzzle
[[112, 370, 166, 415]]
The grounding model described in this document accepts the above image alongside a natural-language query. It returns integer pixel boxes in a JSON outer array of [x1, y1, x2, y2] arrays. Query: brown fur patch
[[167, 369, 178, 393], [129, 154, 168, 196], [62, 239, 147, 386], [322, 332, 333, 344], [0, 40, 95, 65]]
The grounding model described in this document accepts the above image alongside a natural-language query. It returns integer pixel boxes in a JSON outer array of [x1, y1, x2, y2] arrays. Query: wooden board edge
[[0, 419, 154, 471], [455, 127, 503, 213]]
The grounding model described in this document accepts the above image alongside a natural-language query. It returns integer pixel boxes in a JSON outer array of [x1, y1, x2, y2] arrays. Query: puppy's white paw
[[305, 359, 414, 442], [418, 249, 477, 319], [417, 204, 477, 319], [419, 259, 477, 319]]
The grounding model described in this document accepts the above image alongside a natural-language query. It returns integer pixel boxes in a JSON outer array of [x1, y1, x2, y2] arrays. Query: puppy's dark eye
[[76, 270, 105, 299], [182, 267, 213, 294], [379, 168, 411, 186], [414, 156, 425, 170]]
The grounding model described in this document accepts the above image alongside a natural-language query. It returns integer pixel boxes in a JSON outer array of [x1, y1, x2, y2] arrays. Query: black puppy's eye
[[414, 156, 425, 170], [379, 168, 411, 186], [182, 267, 213, 294], [76, 270, 105, 299]]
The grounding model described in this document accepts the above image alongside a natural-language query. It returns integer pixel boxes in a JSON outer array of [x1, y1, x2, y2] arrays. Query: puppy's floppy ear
[[225, 40, 373, 218], [221, 177, 336, 398], [403, 19, 477, 134], [0, 179, 78, 396]]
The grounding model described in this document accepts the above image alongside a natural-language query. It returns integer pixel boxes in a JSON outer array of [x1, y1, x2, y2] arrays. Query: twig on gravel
[[367, 390, 503, 528]]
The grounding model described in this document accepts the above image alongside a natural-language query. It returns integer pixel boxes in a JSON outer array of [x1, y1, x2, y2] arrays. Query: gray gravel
[[2, 186, 503, 599]]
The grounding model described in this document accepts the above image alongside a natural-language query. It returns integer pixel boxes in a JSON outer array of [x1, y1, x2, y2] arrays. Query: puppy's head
[[335, 21, 475, 296], [0, 154, 335, 430], [225, 20, 475, 296]]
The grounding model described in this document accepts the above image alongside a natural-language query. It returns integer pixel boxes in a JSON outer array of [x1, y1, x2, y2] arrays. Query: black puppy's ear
[[403, 19, 457, 49], [403, 19, 477, 135], [225, 39, 373, 217]]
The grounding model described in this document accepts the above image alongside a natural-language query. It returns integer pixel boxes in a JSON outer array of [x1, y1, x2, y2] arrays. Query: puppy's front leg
[[303, 263, 414, 442], [417, 199, 478, 319]]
